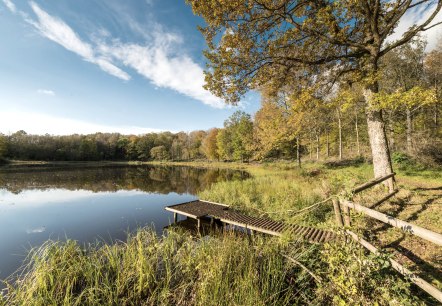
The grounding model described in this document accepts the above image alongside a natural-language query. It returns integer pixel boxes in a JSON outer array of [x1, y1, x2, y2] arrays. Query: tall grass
[[1, 228, 319, 306], [1, 227, 420, 305], [198, 161, 374, 227]]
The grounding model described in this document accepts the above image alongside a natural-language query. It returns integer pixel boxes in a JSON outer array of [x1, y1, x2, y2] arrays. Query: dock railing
[[333, 172, 442, 302]]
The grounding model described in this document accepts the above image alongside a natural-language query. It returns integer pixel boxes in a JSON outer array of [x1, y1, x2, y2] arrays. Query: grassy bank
[[1, 228, 420, 305], [1, 159, 441, 305]]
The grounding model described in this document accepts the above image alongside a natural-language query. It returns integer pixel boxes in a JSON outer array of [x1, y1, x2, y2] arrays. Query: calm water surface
[[0, 165, 248, 282]]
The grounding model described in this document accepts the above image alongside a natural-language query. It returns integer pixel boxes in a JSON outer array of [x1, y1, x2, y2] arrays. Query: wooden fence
[[333, 173, 442, 303]]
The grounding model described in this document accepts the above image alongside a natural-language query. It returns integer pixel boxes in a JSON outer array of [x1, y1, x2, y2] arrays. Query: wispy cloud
[[386, 3, 442, 51], [101, 40, 225, 108], [0, 110, 164, 135], [1, 0, 16, 13], [37, 89, 55, 96], [28, 2, 130, 81], [18, 2, 224, 108]]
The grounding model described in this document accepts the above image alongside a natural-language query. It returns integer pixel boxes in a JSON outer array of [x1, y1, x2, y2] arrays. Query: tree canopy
[[189, 0, 442, 104]]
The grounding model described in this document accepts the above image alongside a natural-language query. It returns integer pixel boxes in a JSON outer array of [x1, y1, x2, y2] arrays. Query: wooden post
[[173, 212, 177, 223], [197, 218, 201, 229], [332, 199, 344, 227], [342, 204, 351, 226]]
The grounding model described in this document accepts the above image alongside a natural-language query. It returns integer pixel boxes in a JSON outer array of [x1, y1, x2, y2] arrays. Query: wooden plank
[[200, 199, 230, 207], [352, 173, 395, 194], [260, 219, 275, 229], [165, 207, 201, 219], [220, 218, 281, 236], [167, 199, 199, 207], [301, 228, 314, 239], [297, 226, 310, 237], [346, 230, 442, 303], [368, 189, 399, 209], [318, 231, 328, 243], [273, 223, 285, 232], [309, 228, 320, 241], [342, 204, 351, 226], [333, 199, 344, 227], [312, 228, 323, 242], [342, 200, 442, 246]]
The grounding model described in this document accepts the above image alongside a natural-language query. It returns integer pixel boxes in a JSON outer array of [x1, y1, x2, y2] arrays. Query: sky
[[0, 0, 441, 136]]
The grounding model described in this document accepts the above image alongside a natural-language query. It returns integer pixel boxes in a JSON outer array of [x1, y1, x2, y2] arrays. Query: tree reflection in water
[[0, 165, 250, 195]]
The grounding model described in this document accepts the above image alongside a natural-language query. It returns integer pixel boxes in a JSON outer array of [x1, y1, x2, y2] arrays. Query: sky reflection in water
[[0, 165, 248, 282]]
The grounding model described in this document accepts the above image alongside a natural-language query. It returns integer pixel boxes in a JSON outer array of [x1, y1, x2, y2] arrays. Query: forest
[[1, 36, 441, 166]]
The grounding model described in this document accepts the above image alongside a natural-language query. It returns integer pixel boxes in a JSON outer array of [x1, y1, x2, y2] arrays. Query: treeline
[[0, 37, 440, 164]]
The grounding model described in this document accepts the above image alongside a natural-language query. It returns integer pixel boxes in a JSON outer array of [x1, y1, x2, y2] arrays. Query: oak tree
[[188, 0, 442, 184]]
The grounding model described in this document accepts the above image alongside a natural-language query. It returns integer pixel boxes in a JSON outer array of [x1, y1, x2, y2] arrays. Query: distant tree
[[79, 137, 99, 161], [425, 36, 442, 131], [231, 112, 254, 161], [0, 134, 8, 160], [188, 130, 207, 159], [219, 111, 254, 162], [381, 36, 427, 153], [216, 128, 233, 161], [255, 88, 294, 159], [136, 134, 155, 160], [201, 128, 220, 160], [150, 145, 170, 160]]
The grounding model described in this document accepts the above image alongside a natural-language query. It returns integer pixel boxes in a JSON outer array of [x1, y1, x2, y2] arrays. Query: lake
[[0, 164, 248, 283]]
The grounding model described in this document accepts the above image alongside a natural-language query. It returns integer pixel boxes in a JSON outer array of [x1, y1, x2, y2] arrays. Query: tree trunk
[[355, 112, 360, 156], [364, 86, 394, 191], [406, 107, 412, 154], [296, 137, 301, 168], [337, 108, 343, 160], [326, 129, 330, 158], [388, 112, 395, 153], [309, 134, 313, 160]]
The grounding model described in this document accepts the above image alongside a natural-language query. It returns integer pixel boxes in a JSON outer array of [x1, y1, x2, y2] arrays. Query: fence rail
[[352, 173, 396, 194], [341, 199, 442, 246], [334, 172, 442, 303], [346, 230, 442, 303]]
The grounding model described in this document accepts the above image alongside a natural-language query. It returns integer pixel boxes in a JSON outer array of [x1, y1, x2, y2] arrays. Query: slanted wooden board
[[165, 200, 335, 243]]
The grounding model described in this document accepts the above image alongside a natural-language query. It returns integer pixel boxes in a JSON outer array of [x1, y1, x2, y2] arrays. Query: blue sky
[[0, 1, 440, 136], [0, 0, 260, 135]]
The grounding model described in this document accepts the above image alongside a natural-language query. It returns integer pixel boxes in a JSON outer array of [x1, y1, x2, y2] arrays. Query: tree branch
[[380, 0, 442, 57]]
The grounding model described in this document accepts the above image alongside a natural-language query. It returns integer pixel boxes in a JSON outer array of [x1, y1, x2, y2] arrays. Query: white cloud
[[0, 111, 164, 135], [104, 42, 225, 108], [17, 2, 224, 108], [1, 0, 16, 13], [386, 3, 442, 51], [37, 89, 55, 96], [28, 2, 130, 81]]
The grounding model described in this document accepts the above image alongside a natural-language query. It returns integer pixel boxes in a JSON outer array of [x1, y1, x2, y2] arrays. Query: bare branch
[[380, 1, 442, 56], [423, 21, 442, 30]]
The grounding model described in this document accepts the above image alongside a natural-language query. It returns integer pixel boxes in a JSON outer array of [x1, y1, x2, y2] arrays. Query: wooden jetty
[[165, 200, 335, 243]]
